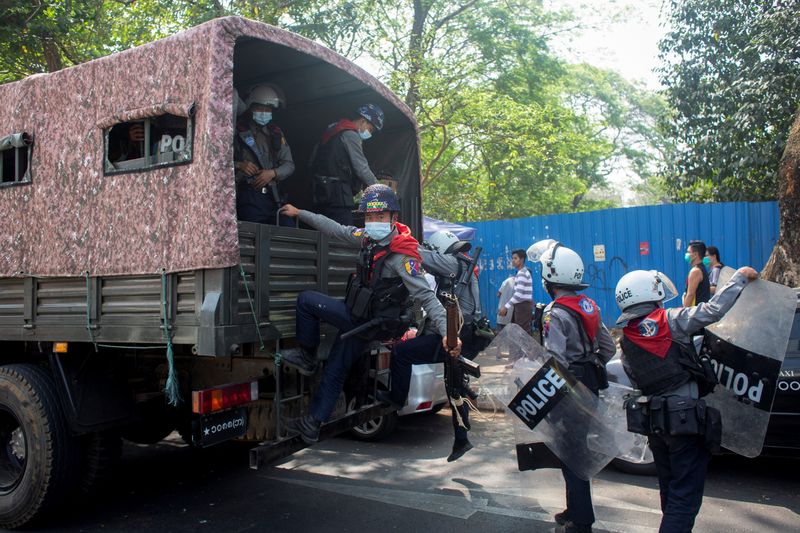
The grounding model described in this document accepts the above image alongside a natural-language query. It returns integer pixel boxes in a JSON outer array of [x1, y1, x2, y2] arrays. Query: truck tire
[[78, 430, 122, 496], [0, 364, 78, 529], [611, 457, 658, 476]]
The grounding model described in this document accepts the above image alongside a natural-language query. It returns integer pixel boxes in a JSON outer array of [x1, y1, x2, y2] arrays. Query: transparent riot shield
[[475, 324, 629, 480], [715, 265, 737, 289], [702, 278, 796, 457]]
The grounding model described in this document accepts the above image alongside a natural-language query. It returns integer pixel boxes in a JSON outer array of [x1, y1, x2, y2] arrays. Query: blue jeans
[[391, 333, 470, 441], [293, 291, 366, 422], [649, 433, 710, 533]]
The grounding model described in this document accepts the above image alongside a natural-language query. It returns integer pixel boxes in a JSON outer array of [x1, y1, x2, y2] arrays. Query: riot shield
[[475, 324, 628, 480], [702, 278, 796, 457]]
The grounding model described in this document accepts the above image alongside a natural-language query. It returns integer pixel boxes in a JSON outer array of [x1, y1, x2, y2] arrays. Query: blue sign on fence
[[463, 201, 779, 327]]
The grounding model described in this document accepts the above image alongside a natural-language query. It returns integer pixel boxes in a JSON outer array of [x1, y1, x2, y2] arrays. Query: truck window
[[0, 132, 32, 186], [104, 113, 193, 174]]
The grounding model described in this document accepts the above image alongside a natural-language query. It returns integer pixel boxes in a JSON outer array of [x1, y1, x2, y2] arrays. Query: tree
[[658, 0, 800, 202]]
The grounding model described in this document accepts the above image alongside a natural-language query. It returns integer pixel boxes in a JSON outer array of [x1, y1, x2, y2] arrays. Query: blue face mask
[[702, 256, 711, 267], [365, 221, 392, 241], [252, 111, 272, 126], [359, 129, 372, 141], [684, 252, 692, 264]]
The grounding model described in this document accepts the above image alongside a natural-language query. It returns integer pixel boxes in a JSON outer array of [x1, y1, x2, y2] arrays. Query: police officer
[[277, 185, 460, 443], [531, 240, 616, 533], [614, 266, 758, 532], [311, 104, 384, 225], [234, 83, 295, 226], [378, 230, 483, 461]]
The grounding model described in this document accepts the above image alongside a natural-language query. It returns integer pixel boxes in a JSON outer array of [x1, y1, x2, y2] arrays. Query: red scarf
[[555, 295, 601, 341], [372, 223, 422, 262], [321, 119, 359, 145], [623, 308, 672, 358]]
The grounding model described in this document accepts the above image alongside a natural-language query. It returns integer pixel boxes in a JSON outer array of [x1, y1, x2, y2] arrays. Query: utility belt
[[344, 275, 411, 341], [312, 175, 354, 207], [568, 360, 608, 392], [624, 393, 722, 452]]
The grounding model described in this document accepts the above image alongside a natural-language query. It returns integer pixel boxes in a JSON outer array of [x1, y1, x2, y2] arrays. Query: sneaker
[[446, 439, 474, 462], [375, 390, 403, 411], [280, 347, 318, 376], [564, 522, 592, 533], [554, 510, 570, 526], [284, 415, 321, 444]]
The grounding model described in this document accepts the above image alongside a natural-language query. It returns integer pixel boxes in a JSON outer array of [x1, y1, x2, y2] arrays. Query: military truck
[[0, 17, 423, 528]]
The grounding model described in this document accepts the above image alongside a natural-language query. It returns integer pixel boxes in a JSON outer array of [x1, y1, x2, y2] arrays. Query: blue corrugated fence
[[463, 201, 779, 327]]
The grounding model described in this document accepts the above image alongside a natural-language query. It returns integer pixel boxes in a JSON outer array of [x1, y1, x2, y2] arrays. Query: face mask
[[359, 129, 372, 141], [702, 256, 711, 267], [252, 111, 272, 126], [365, 221, 392, 241], [684, 252, 692, 264]]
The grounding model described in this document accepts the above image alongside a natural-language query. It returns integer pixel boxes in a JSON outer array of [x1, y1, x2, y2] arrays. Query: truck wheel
[[78, 431, 122, 495], [348, 412, 398, 442], [611, 457, 658, 476], [0, 364, 78, 529]]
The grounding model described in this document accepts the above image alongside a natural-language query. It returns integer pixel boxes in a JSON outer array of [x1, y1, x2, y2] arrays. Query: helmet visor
[[527, 239, 557, 263], [654, 271, 678, 303]]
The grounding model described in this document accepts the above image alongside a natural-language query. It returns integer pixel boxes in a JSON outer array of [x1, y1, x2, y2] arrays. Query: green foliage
[[659, 0, 800, 202], [0, 0, 668, 221]]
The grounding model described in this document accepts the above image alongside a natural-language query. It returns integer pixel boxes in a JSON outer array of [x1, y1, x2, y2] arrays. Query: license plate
[[193, 407, 248, 447]]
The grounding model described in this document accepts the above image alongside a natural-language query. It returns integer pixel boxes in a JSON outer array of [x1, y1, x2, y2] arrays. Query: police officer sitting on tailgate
[[310, 104, 384, 225], [277, 185, 461, 444], [234, 84, 295, 226], [532, 240, 616, 533], [614, 266, 758, 533], [377, 230, 483, 462]]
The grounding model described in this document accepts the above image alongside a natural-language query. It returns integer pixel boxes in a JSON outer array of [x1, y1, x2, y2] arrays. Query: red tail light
[[377, 351, 391, 371], [416, 401, 432, 411], [192, 381, 258, 415]]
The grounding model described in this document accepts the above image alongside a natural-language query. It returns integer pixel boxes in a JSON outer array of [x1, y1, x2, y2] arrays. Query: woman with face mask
[[310, 104, 385, 225], [233, 83, 296, 226]]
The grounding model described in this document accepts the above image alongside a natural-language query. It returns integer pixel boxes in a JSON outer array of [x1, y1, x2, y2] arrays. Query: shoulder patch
[[579, 298, 596, 314], [403, 257, 421, 277], [352, 228, 365, 238], [543, 312, 551, 337]]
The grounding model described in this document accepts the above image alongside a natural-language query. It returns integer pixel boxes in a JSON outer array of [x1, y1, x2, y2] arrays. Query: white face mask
[[365, 221, 392, 241], [359, 128, 372, 141], [252, 111, 272, 126]]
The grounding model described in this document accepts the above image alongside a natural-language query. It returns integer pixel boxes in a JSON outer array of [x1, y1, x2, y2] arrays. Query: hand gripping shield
[[475, 324, 628, 480], [701, 277, 796, 457]]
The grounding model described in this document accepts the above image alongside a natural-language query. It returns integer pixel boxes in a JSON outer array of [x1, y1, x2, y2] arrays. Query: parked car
[[607, 288, 800, 475]]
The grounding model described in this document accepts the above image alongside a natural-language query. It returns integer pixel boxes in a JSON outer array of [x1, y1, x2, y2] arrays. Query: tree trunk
[[762, 106, 800, 286], [404, 0, 427, 113], [42, 36, 62, 73]]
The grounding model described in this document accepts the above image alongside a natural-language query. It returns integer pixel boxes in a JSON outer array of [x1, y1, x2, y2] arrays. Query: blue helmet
[[357, 104, 384, 131], [358, 184, 400, 213]]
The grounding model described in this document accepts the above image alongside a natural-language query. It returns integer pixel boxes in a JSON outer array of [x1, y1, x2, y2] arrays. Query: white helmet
[[245, 84, 285, 109], [527, 239, 557, 263], [428, 230, 471, 254], [615, 270, 678, 311], [539, 242, 587, 288]]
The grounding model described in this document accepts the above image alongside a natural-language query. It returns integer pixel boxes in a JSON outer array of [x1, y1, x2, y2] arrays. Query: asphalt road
[[30, 407, 800, 533]]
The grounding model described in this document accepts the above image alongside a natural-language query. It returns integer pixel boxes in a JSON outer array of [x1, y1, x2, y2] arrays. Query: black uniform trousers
[[561, 374, 599, 527], [648, 432, 710, 533]]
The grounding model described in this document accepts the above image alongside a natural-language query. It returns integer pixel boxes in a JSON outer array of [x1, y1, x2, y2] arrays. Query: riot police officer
[[379, 230, 485, 461], [614, 266, 758, 532], [278, 185, 460, 444], [310, 104, 384, 225], [530, 240, 616, 533]]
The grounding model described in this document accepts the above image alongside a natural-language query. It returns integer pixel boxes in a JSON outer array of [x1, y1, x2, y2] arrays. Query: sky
[[545, 0, 669, 90]]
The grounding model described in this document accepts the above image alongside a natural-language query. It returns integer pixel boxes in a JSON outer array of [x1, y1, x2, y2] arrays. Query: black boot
[[285, 414, 321, 444], [554, 510, 570, 525], [447, 439, 473, 462], [280, 347, 318, 376]]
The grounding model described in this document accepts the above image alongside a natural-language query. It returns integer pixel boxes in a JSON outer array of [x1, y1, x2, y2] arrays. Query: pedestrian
[[706, 246, 724, 294], [496, 274, 515, 331], [682, 240, 710, 306], [530, 240, 616, 533], [614, 266, 759, 532], [310, 104, 384, 225], [379, 230, 481, 461], [277, 185, 460, 444], [234, 83, 296, 226], [498, 249, 534, 335]]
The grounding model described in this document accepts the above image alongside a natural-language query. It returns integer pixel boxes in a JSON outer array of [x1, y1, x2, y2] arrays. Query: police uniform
[[291, 210, 447, 425], [542, 293, 615, 531], [234, 118, 295, 225], [618, 271, 749, 532]]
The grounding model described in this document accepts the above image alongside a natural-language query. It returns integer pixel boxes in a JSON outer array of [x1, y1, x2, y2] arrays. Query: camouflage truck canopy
[[0, 17, 421, 278]]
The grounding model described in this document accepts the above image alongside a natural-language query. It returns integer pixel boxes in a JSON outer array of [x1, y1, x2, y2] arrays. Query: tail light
[[376, 350, 391, 371], [415, 401, 432, 411], [192, 381, 258, 415]]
